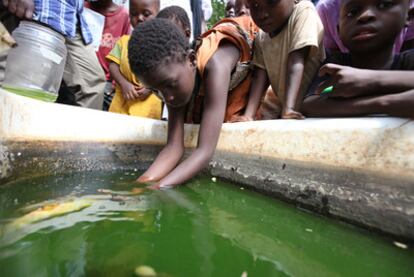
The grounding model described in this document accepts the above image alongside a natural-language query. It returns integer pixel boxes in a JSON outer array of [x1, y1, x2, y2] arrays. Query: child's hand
[[137, 176, 168, 190], [121, 81, 141, 101], [137, 176, 175, 190], [229, 114, 254, 122], [135, 87, 152, 101], [281, 108, 305, 119], [316, 64, 375, 98], [2, 0, 34, 20], [137, 175, 158, 184]]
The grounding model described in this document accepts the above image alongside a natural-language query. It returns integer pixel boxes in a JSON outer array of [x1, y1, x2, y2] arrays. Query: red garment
[[85, 4, 131, 80]]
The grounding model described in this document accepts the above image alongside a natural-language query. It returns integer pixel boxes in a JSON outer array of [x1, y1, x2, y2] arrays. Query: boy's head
[[88, 0, 113, 9], [226, 0, 236, 17], [246, 0, 294, 33], [235, 0, 250, 16], [156, 6, 192, 40], [129, 0, 160, 27], [128, 18, 196, 108], [339, 0, 413, 54]]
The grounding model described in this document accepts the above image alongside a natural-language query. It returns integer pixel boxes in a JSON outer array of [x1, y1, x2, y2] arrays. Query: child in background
[[156, 6, 192, 120], [85, 0, 131, 110], [107, 0, 162, 119], [317, 0, 414, 54], [303, 0, 414, 118], [156, 6, 192, 41], [234, 0, 325, 121], [235, 0, 250, 16], [226, 0, 236, 17], [128, 16, 258, 188]]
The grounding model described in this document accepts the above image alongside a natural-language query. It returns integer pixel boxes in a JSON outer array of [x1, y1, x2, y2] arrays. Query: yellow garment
[[106, 35, 162, 119]]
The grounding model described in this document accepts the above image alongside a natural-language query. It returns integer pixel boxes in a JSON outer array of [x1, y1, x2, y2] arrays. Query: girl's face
[[130, 0, 159, 27], [139, 53, 197, 108]]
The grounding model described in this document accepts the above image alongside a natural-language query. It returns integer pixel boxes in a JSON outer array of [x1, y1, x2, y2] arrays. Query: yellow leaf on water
[[11, 199, 91, 228], [135, 265, 156, 277]]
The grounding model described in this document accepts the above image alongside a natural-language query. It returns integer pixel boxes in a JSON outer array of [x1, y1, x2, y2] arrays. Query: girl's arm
[[156, 43, 240, 188], [316, 63, 414, 98], [238, 67, 270, 121], [282, 47, 310, 119], [303, 89, 414, 119], [137, 105, 186, 183]]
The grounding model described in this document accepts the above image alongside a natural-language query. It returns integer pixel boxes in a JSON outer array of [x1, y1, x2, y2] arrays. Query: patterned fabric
[[33, 0, 92, 44], [84, 2, 131, 80], [187, 16, 259, 123]]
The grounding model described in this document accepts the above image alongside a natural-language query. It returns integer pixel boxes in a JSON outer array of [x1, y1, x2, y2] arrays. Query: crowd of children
[[2, 0, 414, 187]]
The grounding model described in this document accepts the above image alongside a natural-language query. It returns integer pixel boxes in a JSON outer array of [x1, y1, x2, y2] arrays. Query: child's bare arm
[[317, 64, 414, 98], [108, 62, 144, 101], [282, 47, 310, 119], [303, 89, 414, 118], [235, 67, 270, 121], [137, 105, 186, 183], [155, 43, 240, 188]]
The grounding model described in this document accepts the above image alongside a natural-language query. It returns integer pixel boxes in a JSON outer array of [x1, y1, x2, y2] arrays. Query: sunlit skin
[[136, 43, 241, 188], [302, 0, 414, 118], [108, 0, 159, 102], [232, 0, 308, 122]]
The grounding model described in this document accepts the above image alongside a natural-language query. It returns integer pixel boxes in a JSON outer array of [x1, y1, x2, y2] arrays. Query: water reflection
[[0, 172, 413, 277]]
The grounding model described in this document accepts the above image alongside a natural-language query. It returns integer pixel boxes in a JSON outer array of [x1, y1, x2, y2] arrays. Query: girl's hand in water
[[137, 175, 158, 184], [137, 175, 165, 190]]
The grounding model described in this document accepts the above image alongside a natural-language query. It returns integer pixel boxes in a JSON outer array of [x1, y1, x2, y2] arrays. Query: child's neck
[[350, 45, 395, 70]]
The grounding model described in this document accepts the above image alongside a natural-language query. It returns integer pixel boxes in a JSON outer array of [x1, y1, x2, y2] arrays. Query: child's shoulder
[[293, 0, 319, 15], [289, 0, 322, 29], [108, 5, 129, 17]]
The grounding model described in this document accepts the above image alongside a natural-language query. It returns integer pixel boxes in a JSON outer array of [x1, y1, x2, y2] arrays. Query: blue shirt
[[33, 0, 92, 44]]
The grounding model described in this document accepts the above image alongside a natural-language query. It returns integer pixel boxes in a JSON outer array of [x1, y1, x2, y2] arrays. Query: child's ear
[[187, 49, 197, 67], [185, 28, 191, 39], [406, 7, 414, 27]]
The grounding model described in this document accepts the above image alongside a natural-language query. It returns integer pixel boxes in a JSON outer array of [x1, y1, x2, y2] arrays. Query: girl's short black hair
[[128, 18, 190, 76], [156, 5, 191, 32]]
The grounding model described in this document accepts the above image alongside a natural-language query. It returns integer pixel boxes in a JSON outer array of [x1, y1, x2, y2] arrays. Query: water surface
[[0, 171, 413, 276]]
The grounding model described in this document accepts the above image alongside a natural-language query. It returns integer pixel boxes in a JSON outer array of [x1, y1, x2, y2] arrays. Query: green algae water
[[2, 85, 57, 102], [0, 171, 413, 277]]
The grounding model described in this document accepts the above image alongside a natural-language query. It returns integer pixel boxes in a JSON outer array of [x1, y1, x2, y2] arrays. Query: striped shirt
[[33, 0, 92, 44]]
